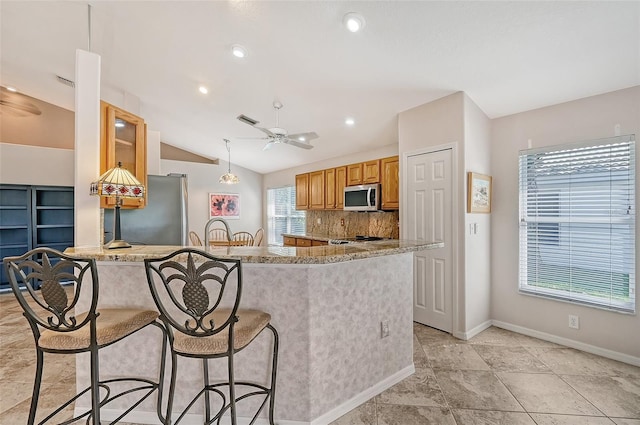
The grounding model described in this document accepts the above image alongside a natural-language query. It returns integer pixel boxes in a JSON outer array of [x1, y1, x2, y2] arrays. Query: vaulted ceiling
[[1, 1, 638, 174]]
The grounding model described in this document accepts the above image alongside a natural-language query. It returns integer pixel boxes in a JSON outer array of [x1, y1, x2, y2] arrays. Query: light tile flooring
[[1, 289, 639, 425]]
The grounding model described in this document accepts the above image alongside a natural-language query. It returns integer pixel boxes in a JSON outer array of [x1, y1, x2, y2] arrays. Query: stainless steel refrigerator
[[104, 174, 188, 245]]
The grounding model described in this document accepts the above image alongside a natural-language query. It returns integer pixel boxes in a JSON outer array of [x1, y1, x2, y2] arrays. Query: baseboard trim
[[492, 320, 640, 367], [77, 364, 416, 425], [453, 320, 492, 341], [309, 364, 415, 425]]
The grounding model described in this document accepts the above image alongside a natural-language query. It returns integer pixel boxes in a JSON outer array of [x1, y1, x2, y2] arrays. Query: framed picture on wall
[[467, 172, 492, 213], [209, 193, 240, 219]]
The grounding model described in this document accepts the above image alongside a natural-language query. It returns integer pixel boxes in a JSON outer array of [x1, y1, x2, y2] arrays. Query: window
[[519, 135, 636, 313], [267, 186, 305, 246]]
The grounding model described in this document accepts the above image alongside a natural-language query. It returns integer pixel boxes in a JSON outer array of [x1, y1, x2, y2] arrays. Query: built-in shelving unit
[[0, 185, 74, 290]]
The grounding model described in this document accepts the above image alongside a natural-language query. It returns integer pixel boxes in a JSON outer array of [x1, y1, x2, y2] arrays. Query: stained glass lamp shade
[[90, 162, 145, 249]]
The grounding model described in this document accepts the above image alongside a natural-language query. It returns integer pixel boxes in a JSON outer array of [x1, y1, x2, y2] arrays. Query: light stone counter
[[65, 241, 441, 425], [65, 239, 441, 264]]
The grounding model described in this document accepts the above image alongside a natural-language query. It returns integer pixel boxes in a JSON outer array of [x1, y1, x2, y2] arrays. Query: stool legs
[[267, 324, 279, 425], [27, 348, 44, 425]]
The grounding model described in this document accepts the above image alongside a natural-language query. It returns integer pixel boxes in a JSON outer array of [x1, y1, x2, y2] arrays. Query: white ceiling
[[1, 1, 638, 174]]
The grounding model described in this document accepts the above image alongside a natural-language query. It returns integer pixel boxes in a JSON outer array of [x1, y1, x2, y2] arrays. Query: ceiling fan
[[236, 101, 318, 150]]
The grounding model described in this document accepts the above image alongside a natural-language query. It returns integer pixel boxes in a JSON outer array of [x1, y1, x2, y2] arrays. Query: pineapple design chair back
[[144, 247, 279, 425], [3, 247, 167, 425]]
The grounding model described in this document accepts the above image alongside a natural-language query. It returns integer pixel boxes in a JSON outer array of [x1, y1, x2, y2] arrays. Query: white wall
[[491, 86, 640, 359], [0, 143, 74, 186], [398, 92, 468, 335], [463, 94, 492, 332], [160, 159, 263, 241]]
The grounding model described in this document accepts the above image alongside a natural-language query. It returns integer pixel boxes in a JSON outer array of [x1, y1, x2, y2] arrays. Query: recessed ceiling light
[[298, 136, 306, 142], [6, 86, 17, 92], [345, 117, 355, 126], [199, 86, 209, 94], [343, 12, 366, 33], [231, 44, 247, 58]]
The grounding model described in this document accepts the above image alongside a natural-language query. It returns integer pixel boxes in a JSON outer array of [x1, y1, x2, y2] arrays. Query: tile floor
[[1, 289, 639, 425]]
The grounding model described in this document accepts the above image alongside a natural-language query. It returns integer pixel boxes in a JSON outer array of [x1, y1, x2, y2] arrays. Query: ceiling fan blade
[[263, 141, 275, 151], [283, 138, 314, 150], [287, 131, 319, 142], [235, 136, 270, 140], [254, 126, 276, 137]]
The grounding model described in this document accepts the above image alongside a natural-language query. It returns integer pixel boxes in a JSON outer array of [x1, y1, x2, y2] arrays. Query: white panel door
[[407, 149, 453, 332]]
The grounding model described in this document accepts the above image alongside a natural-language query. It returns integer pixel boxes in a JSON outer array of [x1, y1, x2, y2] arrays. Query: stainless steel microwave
[[344, 184, 380, 211]]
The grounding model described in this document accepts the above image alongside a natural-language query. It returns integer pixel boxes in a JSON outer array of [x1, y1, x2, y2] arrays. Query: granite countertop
[[64, 240, 442, 265], [282, 233, 337, 242]]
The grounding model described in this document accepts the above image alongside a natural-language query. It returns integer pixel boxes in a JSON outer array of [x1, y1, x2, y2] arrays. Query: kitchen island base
[[67, 245, 427, 424]]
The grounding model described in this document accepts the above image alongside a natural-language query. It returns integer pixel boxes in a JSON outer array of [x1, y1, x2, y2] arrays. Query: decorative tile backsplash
[[306, 210, 400, 239]]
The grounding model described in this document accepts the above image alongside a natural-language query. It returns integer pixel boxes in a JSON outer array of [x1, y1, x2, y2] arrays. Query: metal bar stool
[[144, 248, 279, 425], [3, 247, 168, 425]]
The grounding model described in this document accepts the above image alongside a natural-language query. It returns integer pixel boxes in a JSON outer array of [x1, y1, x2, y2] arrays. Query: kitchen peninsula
[[65, 240, 441, 425]]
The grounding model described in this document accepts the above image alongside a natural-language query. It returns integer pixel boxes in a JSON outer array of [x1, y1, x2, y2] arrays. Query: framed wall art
[[467, 172, 492, 213], [209, 193, 240, 219]]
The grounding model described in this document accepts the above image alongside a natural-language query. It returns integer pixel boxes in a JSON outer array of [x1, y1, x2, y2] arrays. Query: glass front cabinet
[[100, 101, 147, 209]]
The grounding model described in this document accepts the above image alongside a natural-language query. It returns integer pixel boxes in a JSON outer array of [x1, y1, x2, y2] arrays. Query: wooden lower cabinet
[[283, 236, 328, 247], [296, 238, 312, 247]]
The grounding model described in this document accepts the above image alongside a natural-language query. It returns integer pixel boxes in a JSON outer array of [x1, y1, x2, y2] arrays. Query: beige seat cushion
[[39, 308, 159, 351], [173, 308, 271, 356]]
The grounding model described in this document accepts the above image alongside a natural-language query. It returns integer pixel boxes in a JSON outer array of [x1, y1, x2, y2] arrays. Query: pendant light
[[219, 139, 239, 184]]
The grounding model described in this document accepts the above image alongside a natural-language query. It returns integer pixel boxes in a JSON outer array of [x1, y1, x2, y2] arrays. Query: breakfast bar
[[65, 240, 441, 425]]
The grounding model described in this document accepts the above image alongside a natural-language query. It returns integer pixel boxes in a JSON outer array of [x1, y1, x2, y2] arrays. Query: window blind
[[518, 135, 636, 312], [267, 186, 306, 246]]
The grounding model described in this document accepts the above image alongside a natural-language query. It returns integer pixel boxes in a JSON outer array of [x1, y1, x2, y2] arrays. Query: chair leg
[[267, 324, 279, 425], [90, 344, 100, 425], [203, 358, 211, 423], [228, 350, 237, 425], [27, 348, 44, 425], [154, 322, 169, 425], [166, 350, 178, 425]]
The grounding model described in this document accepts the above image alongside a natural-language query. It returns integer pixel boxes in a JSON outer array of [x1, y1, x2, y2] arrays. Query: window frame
[[518, 135, 636, 313], [266, 185, 305, 246]]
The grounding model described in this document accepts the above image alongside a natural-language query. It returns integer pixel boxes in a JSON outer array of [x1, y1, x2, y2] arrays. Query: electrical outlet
[[316, 218, 321, 225], [381, 320, 389, 338], [340, 218, 345, 226], [568, 315, 580, 329]]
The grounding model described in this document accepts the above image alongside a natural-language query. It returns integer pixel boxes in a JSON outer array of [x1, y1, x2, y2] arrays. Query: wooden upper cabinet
[[335, 166, 347, 209], [325, 168, 336, 209], [295, 173, 309, 210], [347, 163, 363, 186], [381, 156, 399, 210], [363, 159, 381, 184], [309, 170, 325, 210], [100, 101, 147, 209]]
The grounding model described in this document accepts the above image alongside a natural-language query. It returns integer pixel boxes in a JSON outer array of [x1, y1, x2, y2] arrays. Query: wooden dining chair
[[189, 231, 203, 246], [253, 228, 264, 246], [232, 231, 254, 246], [209, 228, 229, 242]]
